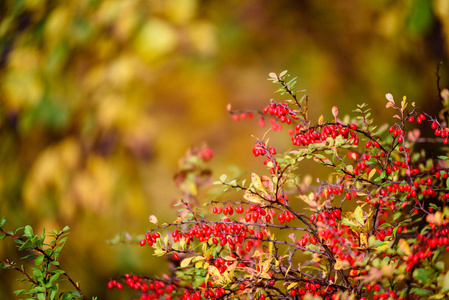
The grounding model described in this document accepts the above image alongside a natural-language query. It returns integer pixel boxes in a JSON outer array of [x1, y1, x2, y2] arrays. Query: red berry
[[108, 281, 115, 289], [431, 121, 438, 129], [277, 212, 285, 222]]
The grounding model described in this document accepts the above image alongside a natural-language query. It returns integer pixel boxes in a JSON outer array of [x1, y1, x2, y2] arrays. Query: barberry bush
[[109, 70, 449, 300]]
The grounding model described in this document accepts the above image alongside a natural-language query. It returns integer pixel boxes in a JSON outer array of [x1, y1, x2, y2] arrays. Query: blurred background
[[0, 0, 448, 298]]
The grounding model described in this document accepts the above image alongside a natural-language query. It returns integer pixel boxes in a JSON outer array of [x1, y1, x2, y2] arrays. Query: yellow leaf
[[195, 261, 203, 269], [251, 173, 271, 199], [287, 282, 298, 290], [334, 259, 350, 270], [269, 236, 274, 257], [244, 191, 262, 204], [375, 241, 391, 252], [180, 256, 194, 268], [398, 239, 411, 256], [251, 173, 265, 191], [354, 206, 364, 225], [298, 194, 319, 208], [285, 263, 292, 276], [207, 265, 223, 282], [360, 233, 368, 246]]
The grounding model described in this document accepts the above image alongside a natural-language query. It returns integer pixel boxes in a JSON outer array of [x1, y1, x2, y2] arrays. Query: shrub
[[107, 71, 449, 300], [0, 220, 93, 300]]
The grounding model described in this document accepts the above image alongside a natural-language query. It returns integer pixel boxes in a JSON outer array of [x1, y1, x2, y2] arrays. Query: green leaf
[[410, 288, 431, 296], [219, 174, 227, 182], [32, 267, 43, 278], [24, 225, 34, 238], [50, 285, 58, 300], [413, 268, 429, 283], [35, 255, 45, 266], [0, 217, 5, 228], [341, 218, 358, 227], [31, 235, 43, 248], [346, 165, 354, 173], [13, 289, 27, 295], [393, 211, 402, 221], [49, 273, 60, 284], [58, 236, 68, 246], [18, 239, 33, 251]]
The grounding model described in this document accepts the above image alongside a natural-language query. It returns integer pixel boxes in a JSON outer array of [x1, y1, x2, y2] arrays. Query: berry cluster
[[140, 232, 161, 246], [108, 275, 178, 300], [252, 141, 280, 174], [291, 123, 359, 147]]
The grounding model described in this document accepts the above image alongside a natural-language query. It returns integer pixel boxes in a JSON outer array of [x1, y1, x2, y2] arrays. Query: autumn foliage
[[107, 71, 449, 300]]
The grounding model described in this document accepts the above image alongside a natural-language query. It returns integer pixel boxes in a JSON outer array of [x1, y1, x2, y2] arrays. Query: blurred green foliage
[[0, 0, 448, 298]]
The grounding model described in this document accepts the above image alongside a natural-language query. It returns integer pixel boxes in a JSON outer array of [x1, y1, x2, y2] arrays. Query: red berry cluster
[[140, 232, 161, 247], [365, 285, 398, 300], [404, 227, 449, 272], [108, 279, 123, 290], [252, 141, 279, 174], [291, 123, 359, 147], [288, 281, 341, 300], [262, 100, 298, 123], [241, 204, 271, 223], [276, 210, 295, 224], [182, 283, 227, 300], [171, 220, 264, 256], [409, 114, 449, 144], [231, 112, 254, 122], [114, 275, 177, 300]]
